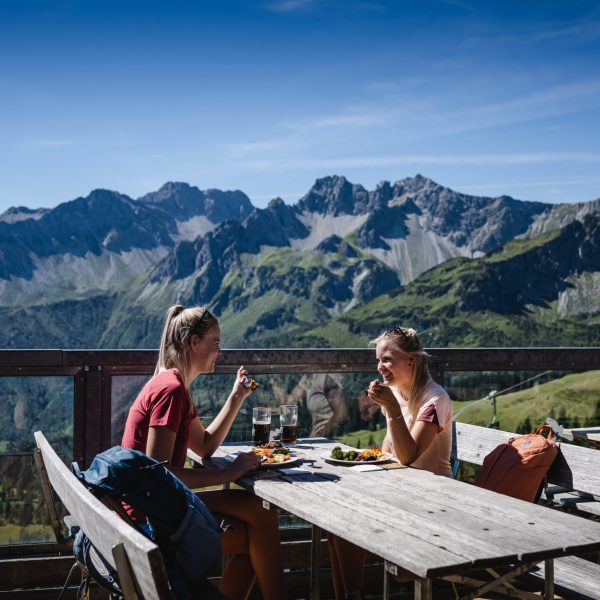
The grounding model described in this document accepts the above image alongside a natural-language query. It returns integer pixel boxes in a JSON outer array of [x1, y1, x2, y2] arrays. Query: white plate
[[321, 450, 394, 466], [259, 454, 301, 469]]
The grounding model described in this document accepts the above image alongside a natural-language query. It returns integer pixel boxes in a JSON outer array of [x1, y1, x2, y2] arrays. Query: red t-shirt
[[121, 369, 198, 523]]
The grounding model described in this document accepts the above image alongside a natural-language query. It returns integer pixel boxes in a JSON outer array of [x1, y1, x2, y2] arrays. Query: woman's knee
[[245, 496, 279, 530]]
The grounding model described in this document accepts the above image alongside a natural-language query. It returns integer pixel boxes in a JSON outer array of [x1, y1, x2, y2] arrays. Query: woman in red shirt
[[122, 305, 286, 600]]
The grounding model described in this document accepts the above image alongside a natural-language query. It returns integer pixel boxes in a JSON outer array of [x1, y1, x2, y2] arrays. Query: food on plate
[[330, 445, 384, 462], [252, 446, 294, 464], [254, 440, 284, 450]]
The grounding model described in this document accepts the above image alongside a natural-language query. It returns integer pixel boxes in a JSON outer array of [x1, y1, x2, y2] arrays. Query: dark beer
[[252, 423, 270, 446], [281, 425, 297, 444]]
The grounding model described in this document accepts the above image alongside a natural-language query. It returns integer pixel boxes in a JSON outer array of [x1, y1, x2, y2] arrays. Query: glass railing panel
[[0, 376, 72, 546], [110, 374, 152, 446]]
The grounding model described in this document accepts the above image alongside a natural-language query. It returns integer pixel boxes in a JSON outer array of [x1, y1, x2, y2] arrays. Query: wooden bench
[[452, 422, 600, 600], [34, 431, 226, 600]]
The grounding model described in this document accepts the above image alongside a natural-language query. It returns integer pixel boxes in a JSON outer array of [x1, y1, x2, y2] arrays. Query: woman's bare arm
[[385, 417, 439, 465], [188, 366, 252, 457], [146, 425, 259, 488]]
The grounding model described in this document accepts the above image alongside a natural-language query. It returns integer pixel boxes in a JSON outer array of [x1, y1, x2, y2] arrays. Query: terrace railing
[[0, 347, 599, 553]]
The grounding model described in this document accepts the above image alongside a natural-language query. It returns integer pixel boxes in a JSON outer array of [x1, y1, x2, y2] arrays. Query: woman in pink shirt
[[122, 305, 286, 600], [328, 326, 452, 600]]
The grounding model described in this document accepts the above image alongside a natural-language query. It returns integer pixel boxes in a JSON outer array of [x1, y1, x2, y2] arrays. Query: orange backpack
[[474, 425, 560, 502]]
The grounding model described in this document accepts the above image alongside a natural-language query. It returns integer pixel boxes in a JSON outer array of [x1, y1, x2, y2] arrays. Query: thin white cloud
[[307, 112, 389, 129], [507, 14, 600, 44], [226, 136, 302, 158], [433, 0, 476, 12], [19, 137, 78, 150], [239, 152, 600, 172], [265, 0, 385, 13], [472, 79, 600, 116], [463, 177, 600, 191], [226, 105, 400, 159], [227, 74, 600, 164], [265, 0, 321, 13]]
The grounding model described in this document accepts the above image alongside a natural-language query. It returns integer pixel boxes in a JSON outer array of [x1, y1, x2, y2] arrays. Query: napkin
[[222, 452, 242, 462], [279, 467, 305, 476], [349, 463, 384, 472]]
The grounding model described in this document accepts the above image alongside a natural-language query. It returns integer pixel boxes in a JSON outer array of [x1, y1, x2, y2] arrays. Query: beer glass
[[280, 404, 298, 444], [252, 407, 271, 446]]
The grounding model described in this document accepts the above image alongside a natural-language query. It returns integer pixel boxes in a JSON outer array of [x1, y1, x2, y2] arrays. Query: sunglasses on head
[[379, 325, 408, 339], [194, 308, 212, 333]]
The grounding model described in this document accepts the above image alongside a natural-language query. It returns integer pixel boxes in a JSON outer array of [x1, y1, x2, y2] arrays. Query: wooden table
[[563, 426, 600, 449], [189, 439, 600, 600]]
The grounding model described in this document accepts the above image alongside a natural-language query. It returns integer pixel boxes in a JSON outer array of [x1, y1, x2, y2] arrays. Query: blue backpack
[[72, 446, 223, 599]]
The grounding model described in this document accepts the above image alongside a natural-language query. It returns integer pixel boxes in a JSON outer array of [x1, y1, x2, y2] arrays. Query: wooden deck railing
[[1, 347, 600, 467]]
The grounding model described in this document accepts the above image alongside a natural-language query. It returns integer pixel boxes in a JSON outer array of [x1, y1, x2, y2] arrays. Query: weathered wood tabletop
[[188, 438, 600, 581]]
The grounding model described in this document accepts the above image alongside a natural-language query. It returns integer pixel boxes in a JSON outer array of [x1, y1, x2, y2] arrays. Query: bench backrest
[[34, 431, 173, 600], [452, 422, 600, 500]]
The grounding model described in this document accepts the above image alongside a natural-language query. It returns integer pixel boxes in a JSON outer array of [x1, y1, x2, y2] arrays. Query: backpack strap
[[533, 424, 559, 443]]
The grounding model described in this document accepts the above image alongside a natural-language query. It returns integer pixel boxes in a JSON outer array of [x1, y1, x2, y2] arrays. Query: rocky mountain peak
[[244, 198, 308, 245], [82, 188, 133, 210], [0, 206, 49, 223], [267, 197, 286, 209], [140, 181, 193, 201], [393, 174, 441, 196], [297, 175, 370, 216], [202, 189, 254, 222], [138, 183, 254, 223]]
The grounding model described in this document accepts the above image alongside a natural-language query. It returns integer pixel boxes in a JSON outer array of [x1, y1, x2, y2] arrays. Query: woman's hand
[[227, 451, 260, 480], [359, 391, 380, 421], [367, 380, 400, 416], [230, 366, 253, 403]]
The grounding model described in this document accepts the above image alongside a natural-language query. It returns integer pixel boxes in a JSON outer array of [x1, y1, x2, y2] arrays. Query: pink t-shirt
[[385, 380, 453, 478]]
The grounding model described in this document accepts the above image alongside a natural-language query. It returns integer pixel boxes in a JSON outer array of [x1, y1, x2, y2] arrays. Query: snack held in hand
[[244, 376, 260, 391]]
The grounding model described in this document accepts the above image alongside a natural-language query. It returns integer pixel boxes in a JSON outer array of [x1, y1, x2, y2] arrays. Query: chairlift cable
[[453, 370, 552, 418]]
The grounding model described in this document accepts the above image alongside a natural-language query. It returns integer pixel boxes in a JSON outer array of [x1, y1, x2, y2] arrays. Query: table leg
[[414, 577, 432, 600], [310, 524, 321, 600], [544, 559, 554, 599], [383, 565, 391, 600]]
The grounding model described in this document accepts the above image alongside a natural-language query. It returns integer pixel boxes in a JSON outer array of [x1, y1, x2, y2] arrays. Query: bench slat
[[543, 489, 600, 518], [34, 431, 173, 600], [453, 422, 600, 500], [522, 556, 600, 600]]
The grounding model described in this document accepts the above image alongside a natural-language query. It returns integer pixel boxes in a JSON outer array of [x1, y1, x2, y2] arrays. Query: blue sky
[[1, 0, 599, 213]]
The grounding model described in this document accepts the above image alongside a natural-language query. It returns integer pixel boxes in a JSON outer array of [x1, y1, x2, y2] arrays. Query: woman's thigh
[[211, 512, 249, 556], [198, 489, 265, 524]]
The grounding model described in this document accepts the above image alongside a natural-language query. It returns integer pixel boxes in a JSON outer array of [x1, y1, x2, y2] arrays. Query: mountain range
[[1, 175, 599, 349]]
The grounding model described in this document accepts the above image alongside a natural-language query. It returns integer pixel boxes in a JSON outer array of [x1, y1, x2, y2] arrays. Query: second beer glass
[[252, 406, 271, 445], [280, 404, 298, 444]]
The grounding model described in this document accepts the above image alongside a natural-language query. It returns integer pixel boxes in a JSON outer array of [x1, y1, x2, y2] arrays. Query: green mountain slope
[[453, 370, 600, 433], [303, 214, 600, 348]]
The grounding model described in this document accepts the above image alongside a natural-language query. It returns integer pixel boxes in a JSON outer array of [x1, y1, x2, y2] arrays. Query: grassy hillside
[[451, 369, 600, 433]]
